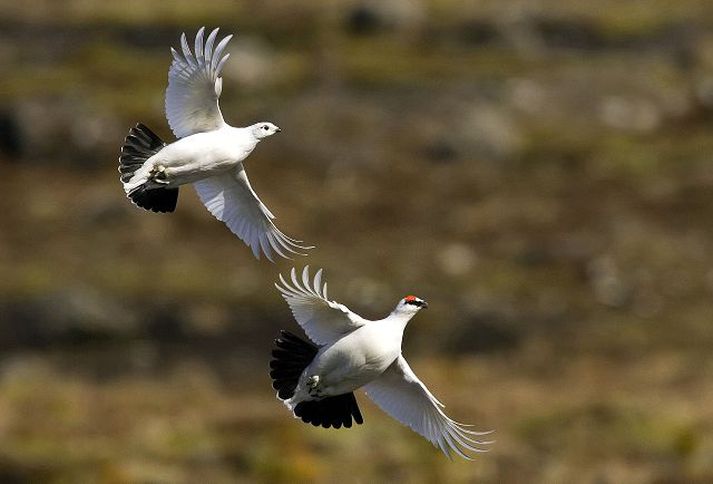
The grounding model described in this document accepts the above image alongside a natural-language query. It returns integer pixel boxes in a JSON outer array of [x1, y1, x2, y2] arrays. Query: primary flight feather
[[118, 27, 312, 261], [270, 267, 493, 459]]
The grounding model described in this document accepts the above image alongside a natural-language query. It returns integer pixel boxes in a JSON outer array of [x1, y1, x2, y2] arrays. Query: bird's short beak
[[421, 300, 429, 309], [276, 127, 282, 133]]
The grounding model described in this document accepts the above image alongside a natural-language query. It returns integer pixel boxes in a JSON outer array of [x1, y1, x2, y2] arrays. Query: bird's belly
[[164, 156, 238, 184], [320, 365, 386, 396], [147, 150, 239, 186], [147, 135, 254, 187], [310, 336, 400, 397]]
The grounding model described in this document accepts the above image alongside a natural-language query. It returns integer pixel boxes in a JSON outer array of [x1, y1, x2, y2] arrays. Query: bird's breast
[[149, 133, 254, 185], [309, 326, 402, 396]]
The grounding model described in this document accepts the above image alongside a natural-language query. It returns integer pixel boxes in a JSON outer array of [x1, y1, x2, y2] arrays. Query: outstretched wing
[[165, 27, 232, 138], [275, 267, 367, 345], [364, 356, 493, 460], [193, 168, 311, 261]]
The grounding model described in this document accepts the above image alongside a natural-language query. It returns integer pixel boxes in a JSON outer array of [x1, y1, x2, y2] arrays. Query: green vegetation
[[1, 0, 712, 482]]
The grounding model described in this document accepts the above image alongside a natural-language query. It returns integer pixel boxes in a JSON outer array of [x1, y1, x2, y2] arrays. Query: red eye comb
[[404, 295, 417, 302]]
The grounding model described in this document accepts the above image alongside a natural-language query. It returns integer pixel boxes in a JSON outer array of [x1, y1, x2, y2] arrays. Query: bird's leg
[[150, 164, 170, 185], [307, 375, 320, 389], [306, 375, 322, 397]]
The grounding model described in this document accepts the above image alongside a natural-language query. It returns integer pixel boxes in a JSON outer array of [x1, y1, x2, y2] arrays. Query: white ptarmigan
[[118, 27, 311, 261], [270, 267, 493, 459]]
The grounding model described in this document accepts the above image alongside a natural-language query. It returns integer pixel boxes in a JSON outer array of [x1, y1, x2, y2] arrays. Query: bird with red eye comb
[[269, 267, 493, 460]]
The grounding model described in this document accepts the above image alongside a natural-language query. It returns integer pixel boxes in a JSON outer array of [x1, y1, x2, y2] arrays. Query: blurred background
[[1, 0, 713, 482]]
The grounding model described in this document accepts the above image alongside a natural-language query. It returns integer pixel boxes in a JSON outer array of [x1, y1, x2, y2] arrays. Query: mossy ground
[[1, 0, 713, 482]]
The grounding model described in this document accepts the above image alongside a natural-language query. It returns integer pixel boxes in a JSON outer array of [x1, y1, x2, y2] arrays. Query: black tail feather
[[128, 184, 179, 214], [270, 330, 364, 429], [119, 123, 165, 183], [270, 331, 318, 400], [293, 393, 364, 429], [119, 123, 178, 213]]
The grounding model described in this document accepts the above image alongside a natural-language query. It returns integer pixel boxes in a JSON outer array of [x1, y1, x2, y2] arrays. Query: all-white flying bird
[[270, 267, 493, 459], [118, 27, 311, 261]]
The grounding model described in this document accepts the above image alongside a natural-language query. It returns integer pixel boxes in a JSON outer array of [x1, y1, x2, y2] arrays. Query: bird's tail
[[118, 123, 178, 213], [270, 330, 363, 429]]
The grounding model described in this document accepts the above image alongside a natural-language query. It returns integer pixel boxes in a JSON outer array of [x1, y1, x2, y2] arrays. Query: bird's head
[[395, 295, 428, 314], [251, 122, 281, 140]]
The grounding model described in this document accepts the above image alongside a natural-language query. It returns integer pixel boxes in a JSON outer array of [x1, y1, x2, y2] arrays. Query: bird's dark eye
[[263, 125, 269, 130]]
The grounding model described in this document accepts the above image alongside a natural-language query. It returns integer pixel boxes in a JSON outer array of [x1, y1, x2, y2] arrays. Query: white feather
[[165, 27, 231, 138], [274, 266, 367, 345], [193, 169, 311, 261], [119, 28, 310, 260], [364, 356, 493, 459], [275, 269, 493, 459]]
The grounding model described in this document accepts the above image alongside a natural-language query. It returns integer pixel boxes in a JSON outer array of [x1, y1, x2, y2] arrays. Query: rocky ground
[[1, 0, 713, 482]]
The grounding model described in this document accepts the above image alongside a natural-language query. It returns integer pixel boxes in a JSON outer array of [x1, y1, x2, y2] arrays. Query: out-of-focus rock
[[587, 255, 631, 308], [437, 243, 478, 277], [460, 103, 524, 160], [223, 36, 276, 89], [345, 0, 426, 36], [0, 287, 140, 348], [423, 139, 457, 163], [455, 19, 499, 47], [346, 4, 382, 35], [16, 98, 122, 164], [531, 16, 609, 51], [508, 78, 548, 116], [498, 11, 547, 58], [598, 96, 662, 133], [0, 110, 22, 158]]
